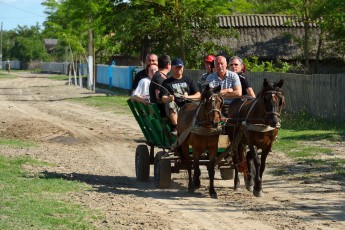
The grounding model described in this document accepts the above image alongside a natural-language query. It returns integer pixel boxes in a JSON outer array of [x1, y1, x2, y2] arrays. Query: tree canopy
[[1, 0, 344, 72]]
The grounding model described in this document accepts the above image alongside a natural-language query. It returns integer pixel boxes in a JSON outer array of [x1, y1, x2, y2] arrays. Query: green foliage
[[107, 0, 234, 68], [0, 155, 100, 229], [244, 56, 292, 73], [2, 25, 50, 62]]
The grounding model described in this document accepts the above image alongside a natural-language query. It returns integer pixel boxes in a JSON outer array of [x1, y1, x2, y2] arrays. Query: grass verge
[[0, 140, 101, 229], [273, 112, 345, 177], [69, 86, 131, 114]]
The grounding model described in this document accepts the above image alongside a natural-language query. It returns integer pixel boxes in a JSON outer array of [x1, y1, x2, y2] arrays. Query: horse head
[[261, 79, 285, 128], [198, 85, 223, 128]]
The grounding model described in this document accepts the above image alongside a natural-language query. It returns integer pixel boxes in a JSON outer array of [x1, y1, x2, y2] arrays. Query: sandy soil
[[0, 71, 344, 229]]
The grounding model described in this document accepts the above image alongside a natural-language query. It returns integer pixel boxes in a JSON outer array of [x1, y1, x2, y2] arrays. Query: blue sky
[[0, 0, 46, 31]]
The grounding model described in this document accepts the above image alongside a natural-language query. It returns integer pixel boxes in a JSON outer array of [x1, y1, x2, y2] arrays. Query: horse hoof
[[253, 190, 264, 197], [246, 185, 254, 192], [210, 193, 218, 199], [233, 187, 240, 192], [194, 181, 201, 189]]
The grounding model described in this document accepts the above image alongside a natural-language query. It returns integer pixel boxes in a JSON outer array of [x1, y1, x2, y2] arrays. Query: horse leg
[[193, 152, 201, 190], [207, 151, 217, 199], [232, 152, 241, 191], [182, 143, 194, 192], [252, 148, 263, 197], [245, 145, 255, 192]]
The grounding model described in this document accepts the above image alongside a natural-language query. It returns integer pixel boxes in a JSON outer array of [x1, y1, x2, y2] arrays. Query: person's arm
[[132, 95, 149, 104], [185, 92, 201, 100], [162, 95, 174, 103], [246, 87, 256, 98], [221, 85, 242, 98], [160, 80, 174, 103]]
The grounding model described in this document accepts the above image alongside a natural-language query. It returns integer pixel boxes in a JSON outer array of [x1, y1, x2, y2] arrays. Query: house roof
[[218, 15, 318, 28], [44, 38, 58, 46]]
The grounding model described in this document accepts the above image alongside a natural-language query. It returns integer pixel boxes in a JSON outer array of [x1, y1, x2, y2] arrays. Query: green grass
[[0, 139, 37, 148], [69, 87, 131, 114], [0, 154, 101, 229], [48, 75, 70, 81], [272, 112, 345, 178]]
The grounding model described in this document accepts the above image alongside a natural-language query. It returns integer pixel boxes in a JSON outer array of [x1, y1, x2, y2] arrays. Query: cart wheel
[[135, 144, 150, 182], [154, 151, 171, 189], [220, 167, 234, 180]]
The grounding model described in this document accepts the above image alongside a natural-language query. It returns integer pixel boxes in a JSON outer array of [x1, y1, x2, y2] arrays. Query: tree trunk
[[303, 0, 310, 74]]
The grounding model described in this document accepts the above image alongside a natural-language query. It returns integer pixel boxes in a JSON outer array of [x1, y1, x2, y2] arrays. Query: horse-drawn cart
[[127, 99, 234, 189]]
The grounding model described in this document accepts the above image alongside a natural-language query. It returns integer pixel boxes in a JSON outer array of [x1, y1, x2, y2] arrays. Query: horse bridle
[[262, 90, 285, 117], [242, 90, 284, 123], [204, 93, 224, 116], [196, 93, 223, 126]]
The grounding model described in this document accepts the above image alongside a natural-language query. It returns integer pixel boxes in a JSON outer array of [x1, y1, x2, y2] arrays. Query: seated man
[[205, 55, 242, 116], [160, 58, 201, 135], [228, 56, 255, 98], [149, 54, 171, 117]]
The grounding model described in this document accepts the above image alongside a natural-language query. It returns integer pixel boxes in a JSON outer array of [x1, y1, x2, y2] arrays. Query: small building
[[44, 38, 58, 53]]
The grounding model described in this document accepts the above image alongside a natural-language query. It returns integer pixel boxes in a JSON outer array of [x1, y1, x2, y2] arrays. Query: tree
[[42, 0, 113, 88], [108, 0, 234, 68], [238, 0, 345, 73], [3, 25, 50, 64]]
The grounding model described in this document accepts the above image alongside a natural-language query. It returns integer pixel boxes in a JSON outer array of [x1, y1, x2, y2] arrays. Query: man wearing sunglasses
[[228, 56, 255, 98]]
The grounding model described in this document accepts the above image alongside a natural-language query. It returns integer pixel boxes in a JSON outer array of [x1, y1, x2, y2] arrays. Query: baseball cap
[[204, 55, 215, 63], [171, 58, 184, 67]]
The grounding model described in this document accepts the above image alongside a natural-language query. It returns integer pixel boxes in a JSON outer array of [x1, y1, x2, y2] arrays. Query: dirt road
[[0, 71, 344, 229]]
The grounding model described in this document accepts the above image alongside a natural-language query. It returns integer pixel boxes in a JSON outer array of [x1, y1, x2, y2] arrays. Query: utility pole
[[0, 22, 3, 70], [88, 17, 94, 91]]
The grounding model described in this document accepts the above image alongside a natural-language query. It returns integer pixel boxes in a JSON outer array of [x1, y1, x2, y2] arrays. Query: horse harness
[[171, 93, 223, 150]]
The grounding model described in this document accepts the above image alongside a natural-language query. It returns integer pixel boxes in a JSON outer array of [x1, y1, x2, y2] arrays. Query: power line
[[0, 1, 45, 17]]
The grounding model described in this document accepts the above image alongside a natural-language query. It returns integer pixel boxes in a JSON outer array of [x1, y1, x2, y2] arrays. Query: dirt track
[[0, 71, 344, 229]]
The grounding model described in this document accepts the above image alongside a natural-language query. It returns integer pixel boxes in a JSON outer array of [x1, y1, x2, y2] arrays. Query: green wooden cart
[[128, 99, 234, 189]]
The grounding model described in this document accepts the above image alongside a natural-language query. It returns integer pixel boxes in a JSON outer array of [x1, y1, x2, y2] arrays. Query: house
[[44, 38, 58, 53], [217, 14, 320, 61]]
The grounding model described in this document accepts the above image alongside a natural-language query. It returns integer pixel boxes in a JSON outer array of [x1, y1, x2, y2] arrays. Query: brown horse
[[176, 85, 223, 198], [226, 79, 285, 197]]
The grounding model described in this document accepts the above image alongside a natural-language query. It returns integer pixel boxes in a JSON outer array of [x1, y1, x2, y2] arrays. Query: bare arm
[[184, 92, 201, 100], [221, 85, 242, 99], [246, 87, 256, 98], [131, 95, 149, 104], [161, 95, 175, 103]]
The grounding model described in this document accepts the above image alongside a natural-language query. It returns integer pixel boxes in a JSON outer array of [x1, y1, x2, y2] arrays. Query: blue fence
[[96, 64, 142, 90], [41, 62, 142, 90]]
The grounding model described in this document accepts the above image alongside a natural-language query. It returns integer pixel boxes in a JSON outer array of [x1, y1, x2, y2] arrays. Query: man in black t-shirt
[[149, 54, 171, 117], [160, 58, 200, 134]]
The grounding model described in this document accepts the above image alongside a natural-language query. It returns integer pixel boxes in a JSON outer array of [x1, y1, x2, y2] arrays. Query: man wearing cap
[[160, 58, 201, 135], [198, 55, 215, 91]]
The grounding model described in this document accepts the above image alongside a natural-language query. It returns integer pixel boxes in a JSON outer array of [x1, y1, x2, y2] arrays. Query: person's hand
[[168, 95, 174, 102], [182, 92, 189, 100], [143, 98, 150, 105]]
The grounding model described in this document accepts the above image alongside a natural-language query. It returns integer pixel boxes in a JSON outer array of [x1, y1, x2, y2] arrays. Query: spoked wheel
[[135, 144, 150, 182], [154, 151, 171, 189]]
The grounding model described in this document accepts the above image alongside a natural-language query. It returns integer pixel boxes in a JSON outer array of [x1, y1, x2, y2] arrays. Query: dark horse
[[226, 79, 285, 197], [176, 85, 223, 198]]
